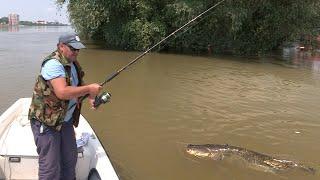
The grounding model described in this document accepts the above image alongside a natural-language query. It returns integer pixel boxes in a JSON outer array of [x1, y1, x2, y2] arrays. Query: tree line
[[0, 17, 8, 24], [56, 0, 320, 55]]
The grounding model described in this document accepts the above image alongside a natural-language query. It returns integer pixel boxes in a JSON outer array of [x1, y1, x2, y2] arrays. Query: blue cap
[[58, 33, 86, 49]]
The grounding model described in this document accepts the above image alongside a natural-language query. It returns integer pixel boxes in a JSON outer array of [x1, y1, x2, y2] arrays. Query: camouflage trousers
[[31, 119, 77, 180]]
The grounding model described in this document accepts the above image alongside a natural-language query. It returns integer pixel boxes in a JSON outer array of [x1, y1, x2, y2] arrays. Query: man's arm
[[50, 77, 101, 100]]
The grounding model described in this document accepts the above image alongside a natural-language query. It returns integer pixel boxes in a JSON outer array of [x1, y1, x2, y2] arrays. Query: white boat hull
[[0, 98, 119, 180]]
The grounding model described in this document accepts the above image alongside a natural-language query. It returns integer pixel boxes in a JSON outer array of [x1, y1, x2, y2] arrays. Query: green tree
[[0, 17, 8, 24], [56, 0, 320, 55]]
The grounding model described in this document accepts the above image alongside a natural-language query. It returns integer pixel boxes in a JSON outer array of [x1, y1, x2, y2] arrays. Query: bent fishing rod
[[73, 0, 225, 109]]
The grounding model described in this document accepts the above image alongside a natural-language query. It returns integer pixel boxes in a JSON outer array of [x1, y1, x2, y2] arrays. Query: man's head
[[57, 33, 86, 61]]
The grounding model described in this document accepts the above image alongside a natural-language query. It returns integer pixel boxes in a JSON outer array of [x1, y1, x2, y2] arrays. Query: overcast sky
[[0, 0, 69, 24]]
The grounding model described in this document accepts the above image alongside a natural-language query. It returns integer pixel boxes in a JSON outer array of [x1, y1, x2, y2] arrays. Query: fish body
[[186, 144, 315, 174]]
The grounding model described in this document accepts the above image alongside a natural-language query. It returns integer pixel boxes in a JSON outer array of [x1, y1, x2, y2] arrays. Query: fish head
[[186, 144, 225, 158], [186, 144, 211, 158]]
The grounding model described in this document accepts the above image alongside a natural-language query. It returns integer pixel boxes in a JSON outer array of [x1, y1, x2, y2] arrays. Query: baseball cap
[[58, 33, 86, 49]]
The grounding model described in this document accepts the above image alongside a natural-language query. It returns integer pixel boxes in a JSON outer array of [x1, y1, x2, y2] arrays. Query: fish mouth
[[186, 145, 200, 154], [186, 144, 211, 158], [186, 147, 197, 155]]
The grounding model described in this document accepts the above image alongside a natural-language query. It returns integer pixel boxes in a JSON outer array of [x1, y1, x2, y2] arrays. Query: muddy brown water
[[0, 26, 319, 180]]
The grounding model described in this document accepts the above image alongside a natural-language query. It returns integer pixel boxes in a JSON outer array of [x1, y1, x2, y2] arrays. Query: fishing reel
[[93, 92, 111, 108]]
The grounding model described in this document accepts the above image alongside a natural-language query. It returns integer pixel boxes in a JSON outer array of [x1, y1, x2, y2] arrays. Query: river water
[[0, 26, 319, 180]]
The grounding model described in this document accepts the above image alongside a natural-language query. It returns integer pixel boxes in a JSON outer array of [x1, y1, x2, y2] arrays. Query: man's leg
[[31, 119, 61, 180], [60, 121, 78, 180]]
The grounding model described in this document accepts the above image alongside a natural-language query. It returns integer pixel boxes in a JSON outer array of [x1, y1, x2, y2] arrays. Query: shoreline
[[0, 24, 69, 27]]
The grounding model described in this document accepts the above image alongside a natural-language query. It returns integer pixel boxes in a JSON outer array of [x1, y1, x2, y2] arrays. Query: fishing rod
[[75, 0, 226, 109]]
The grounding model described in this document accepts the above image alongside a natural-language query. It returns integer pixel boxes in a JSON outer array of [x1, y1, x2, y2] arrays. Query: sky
[[0, 0, 69, 24]]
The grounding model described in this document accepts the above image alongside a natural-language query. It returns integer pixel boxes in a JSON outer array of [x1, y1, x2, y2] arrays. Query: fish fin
[[299, 166, 316, 175], [210, 153, 224, 160]]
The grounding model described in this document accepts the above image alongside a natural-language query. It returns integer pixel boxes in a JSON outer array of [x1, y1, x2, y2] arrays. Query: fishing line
[[70, 0, 226, 109], [100, 0, 226, 87], [160, 6, 222, 50]]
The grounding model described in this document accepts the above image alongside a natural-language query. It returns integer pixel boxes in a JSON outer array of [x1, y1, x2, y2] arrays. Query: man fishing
[[28, 33, 101, 180], [25, 1, 227, 179]]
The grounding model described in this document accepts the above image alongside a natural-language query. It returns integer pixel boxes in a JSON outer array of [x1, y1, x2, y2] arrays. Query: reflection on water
[[0, 27, 320, 180], [0, 25, 20, 32], [0, 25, 72, 33], [80, 48, 320, 180], [283, 46, 320, 73]]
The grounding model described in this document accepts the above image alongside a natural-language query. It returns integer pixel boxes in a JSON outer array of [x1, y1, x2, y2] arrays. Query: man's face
[[59, 43, 80, 62]]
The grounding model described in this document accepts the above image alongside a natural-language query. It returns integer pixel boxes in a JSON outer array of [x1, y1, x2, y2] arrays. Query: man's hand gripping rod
[[71, 0, 225, 109]]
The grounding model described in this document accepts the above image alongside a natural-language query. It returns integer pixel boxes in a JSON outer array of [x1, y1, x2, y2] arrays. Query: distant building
[[8, 13, 19, 26], [36, 20, 46, 25]]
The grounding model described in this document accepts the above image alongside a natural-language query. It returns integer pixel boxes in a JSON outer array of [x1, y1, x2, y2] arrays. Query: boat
[[0, 98, 120, 180]]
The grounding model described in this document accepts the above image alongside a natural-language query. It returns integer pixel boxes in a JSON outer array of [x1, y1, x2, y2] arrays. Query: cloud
[[47, 7, 56, 13]]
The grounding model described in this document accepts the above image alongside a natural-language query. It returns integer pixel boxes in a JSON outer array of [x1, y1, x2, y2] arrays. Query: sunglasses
[[66, 44, 79, 52]]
